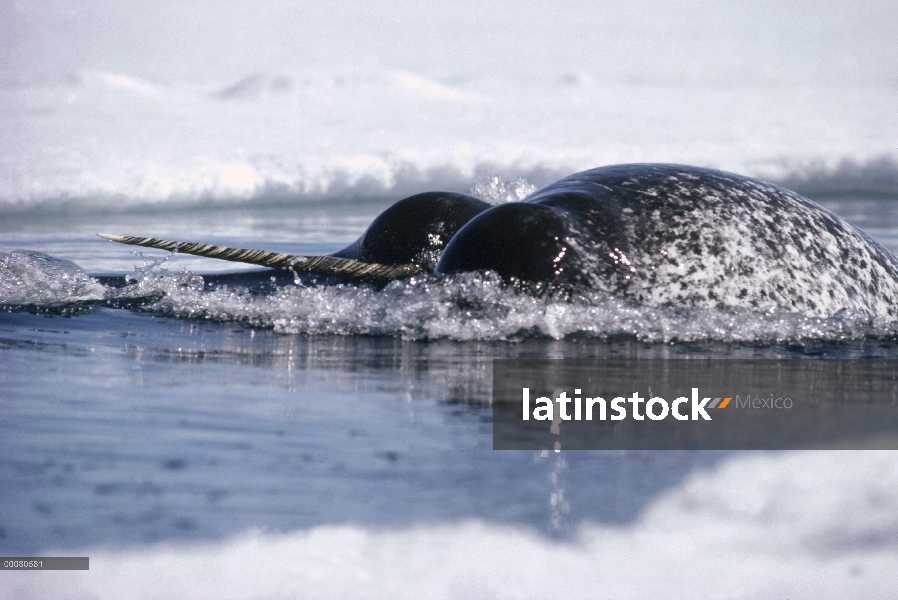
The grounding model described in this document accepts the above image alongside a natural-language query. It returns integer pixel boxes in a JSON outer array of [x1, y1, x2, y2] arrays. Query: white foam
[[100, 267, 898, 343], [6, 451, 897, 599], [3, 246, 895, 342], [0, 250, 105, 304], [470, 175, 538, 205]]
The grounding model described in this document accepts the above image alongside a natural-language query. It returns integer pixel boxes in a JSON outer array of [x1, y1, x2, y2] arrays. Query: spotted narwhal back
[[437, 164, 898, 317]]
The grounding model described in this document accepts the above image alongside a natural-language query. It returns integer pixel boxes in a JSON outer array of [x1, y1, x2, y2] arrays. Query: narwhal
[[101, 190, 489, 285], [100, 164, 898, 318]]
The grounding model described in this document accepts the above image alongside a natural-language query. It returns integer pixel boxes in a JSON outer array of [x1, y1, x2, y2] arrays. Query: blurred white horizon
[[2, 0, 896, 205]]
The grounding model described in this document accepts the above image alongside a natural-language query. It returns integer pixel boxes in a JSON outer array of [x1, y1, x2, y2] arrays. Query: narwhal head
[[98, 191, 491, 285], [333, 191, 489, 270]]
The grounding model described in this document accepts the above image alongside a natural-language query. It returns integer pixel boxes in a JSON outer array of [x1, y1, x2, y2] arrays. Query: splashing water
[[470, 175, 537, 204], [0, 250, 106, 305], [4, 246, 897, 344], [97, 264, 898, 344]]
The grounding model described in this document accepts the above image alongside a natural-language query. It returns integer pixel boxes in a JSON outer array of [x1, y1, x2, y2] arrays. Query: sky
[[4, 0, 897, 86]]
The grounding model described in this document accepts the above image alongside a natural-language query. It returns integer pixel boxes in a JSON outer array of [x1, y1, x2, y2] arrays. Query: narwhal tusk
[[97, 233, 423, 283]]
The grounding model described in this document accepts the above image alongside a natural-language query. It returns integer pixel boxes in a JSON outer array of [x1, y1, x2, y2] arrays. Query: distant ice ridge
[[3, 63, 898, 208], [0, 250, 105, 304], [6, 451, 897, 599]]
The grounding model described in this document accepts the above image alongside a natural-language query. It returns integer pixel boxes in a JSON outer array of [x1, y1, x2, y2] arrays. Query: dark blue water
[[1, 307, 747, 554]]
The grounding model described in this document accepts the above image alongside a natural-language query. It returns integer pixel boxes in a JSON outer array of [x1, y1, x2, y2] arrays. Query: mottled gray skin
[[436, 164, 898, 317]]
